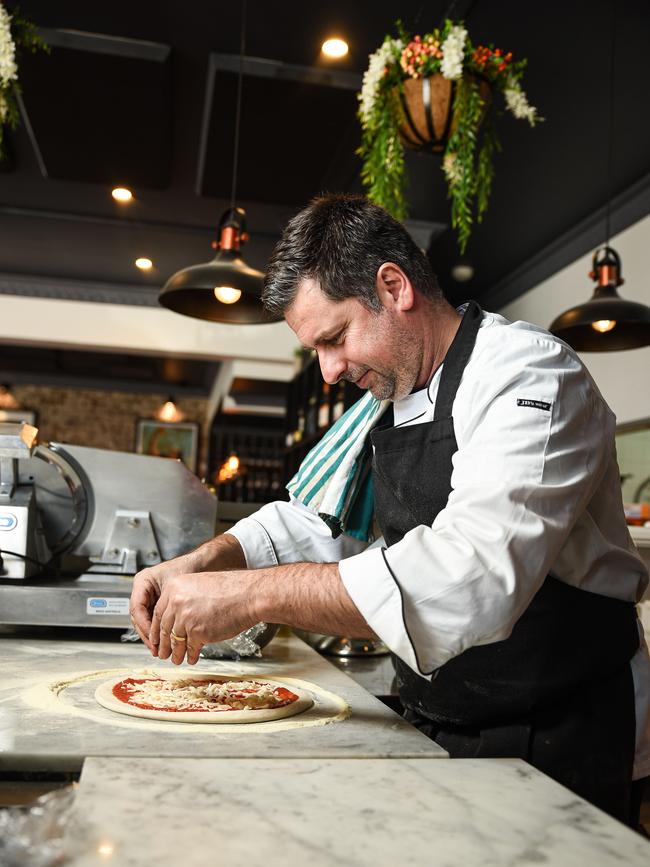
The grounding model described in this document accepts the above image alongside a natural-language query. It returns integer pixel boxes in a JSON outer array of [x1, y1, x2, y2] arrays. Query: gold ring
[[170, 630, 187, 642]]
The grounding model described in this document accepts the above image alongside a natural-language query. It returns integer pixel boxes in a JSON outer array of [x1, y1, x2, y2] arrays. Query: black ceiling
[[1, 0, 650, 370]]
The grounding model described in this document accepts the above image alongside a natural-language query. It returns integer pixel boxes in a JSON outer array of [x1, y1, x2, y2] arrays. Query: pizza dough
[[95, 671, 314, 724]]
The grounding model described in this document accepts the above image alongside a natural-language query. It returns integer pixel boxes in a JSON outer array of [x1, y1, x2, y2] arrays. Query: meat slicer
[[0, 421, 217, 628]]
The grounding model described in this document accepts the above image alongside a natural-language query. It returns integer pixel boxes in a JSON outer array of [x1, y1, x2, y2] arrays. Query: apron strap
[[434, 301, 484, 422]]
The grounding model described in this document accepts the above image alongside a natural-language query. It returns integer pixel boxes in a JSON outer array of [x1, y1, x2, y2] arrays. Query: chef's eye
[[317, 330, 345, 349]]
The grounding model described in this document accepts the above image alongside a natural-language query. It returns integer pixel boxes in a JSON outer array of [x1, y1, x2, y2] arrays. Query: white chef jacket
[[228, 309, 650, 778]]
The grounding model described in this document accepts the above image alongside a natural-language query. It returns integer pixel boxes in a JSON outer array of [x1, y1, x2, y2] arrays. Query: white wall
[[500, 214, 650, 425], [0, 294, 297, 379]]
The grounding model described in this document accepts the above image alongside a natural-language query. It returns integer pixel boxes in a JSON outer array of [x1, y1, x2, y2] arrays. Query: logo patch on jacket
[[517, 398, 551, 411]]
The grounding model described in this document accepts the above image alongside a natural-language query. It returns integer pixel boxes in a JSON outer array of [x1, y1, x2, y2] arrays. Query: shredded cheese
[[123, 678, 287, 712]]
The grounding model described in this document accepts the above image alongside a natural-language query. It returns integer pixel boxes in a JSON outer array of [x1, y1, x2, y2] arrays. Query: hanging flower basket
[[357, 19, 541, 254], [396, 74, 491, 153], [0, 2, 48, 161]]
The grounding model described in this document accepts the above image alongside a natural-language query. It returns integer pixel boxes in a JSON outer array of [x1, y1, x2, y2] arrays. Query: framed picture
[[135, 419, 199, 473], [0, 408, 37, 425]]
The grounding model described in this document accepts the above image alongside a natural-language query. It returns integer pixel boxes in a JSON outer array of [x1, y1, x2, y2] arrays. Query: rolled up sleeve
[[228, 496, 368, 568]]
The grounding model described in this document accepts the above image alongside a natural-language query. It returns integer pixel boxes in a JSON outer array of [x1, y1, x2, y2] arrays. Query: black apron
[[370, 301, 640, 823]]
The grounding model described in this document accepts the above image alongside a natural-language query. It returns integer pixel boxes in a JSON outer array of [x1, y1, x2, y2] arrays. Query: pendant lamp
[[156, 396, 184, 423], [158, 0, 277, 325], [549, 247, 650, 351], [0, 384, 20, 410], [549, 1, 650, 352]]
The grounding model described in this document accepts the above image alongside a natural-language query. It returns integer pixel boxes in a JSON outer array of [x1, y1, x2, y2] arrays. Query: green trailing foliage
[[357, 19, 541, 254]]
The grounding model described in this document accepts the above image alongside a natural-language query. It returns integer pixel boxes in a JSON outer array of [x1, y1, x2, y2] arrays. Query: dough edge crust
[[95, 672, 314, 724]]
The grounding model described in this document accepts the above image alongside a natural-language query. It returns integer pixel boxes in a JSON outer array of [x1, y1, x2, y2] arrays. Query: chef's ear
[[375, 262, 415, 311]]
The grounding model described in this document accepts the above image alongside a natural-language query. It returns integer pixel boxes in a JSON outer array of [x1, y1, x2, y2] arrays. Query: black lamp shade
[[159, 250, 280, 324], [158, 208, 282, 325], [549, 293, 650, 351], [549, 247, 650, 351]]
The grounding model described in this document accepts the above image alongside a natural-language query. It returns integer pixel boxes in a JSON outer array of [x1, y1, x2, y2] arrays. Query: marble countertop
[[63, 756, 650, 866], [0, 628, 444, 772]]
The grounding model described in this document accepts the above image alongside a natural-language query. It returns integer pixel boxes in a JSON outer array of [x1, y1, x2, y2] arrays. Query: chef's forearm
[[253, 561, 377, 639], [187, 532, 247, 571]]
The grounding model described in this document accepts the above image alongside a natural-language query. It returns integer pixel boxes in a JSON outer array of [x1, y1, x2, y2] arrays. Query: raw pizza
[[95, 672, 314, 723]]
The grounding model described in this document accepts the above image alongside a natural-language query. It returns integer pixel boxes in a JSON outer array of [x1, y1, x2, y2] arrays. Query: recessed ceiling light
[[112, 187, 133, 202], [322, 38, 348, 59], [451, 262, 475, 282], [135, 257, 153, 270]]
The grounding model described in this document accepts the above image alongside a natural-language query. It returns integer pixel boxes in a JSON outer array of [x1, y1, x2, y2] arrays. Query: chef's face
[[285, 277, 421, 401]]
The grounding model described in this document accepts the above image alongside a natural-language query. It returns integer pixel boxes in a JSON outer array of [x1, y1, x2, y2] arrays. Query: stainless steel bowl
[[293, 629, 388, 657]]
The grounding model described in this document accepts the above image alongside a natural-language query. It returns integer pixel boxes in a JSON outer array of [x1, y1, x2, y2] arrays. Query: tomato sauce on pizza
[[112, 677, 299, 713]]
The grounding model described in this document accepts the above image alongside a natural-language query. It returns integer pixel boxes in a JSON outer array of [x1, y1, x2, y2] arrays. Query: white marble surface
[[0, 629, 444, 771], [63, 756, 650, 866]]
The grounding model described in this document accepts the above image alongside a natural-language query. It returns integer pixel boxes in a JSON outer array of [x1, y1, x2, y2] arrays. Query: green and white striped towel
[[287, 391, 390, 541]]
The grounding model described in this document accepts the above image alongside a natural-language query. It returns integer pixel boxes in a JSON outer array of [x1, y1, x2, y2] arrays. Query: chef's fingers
[[156, 612, 176, 661], [131, 603, 157, 652], [170, 625, 189, 666], [150, 594, 171, 658], [130, 578, 159, 652], [186, 639, 203, 666]]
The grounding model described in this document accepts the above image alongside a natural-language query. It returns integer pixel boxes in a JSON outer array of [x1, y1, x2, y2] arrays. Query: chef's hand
[[148, 571, 259, 665], [130, 558, 187, 652], [130, 534, 246, 652]]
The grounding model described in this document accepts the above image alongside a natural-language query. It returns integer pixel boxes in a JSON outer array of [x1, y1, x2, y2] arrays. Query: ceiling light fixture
[[135, 257, 153, 270], [0, 383, 20, 410], [322, 38, 348, 59], [156, 397, 184, 423], [111, 187, 133, 203], [550, 247, 650, 351], [158, 0, 276, 325], [451, 261, 474, 283], [549, 1, 650, 351]]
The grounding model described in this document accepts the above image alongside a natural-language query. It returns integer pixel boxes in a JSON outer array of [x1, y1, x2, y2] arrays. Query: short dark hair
[[262, 194, 442, 317]]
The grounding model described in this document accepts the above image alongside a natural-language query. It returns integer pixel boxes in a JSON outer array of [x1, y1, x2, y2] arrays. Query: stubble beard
[[367, 372, 398, 401], [345, 319, 421, 402]]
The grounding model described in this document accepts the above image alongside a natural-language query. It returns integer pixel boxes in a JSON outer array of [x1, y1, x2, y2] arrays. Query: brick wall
[[10, 385, 210, 477]]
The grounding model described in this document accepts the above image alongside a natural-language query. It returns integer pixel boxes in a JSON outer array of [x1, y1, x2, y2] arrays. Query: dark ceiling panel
[[0, 344, 219, 396], [198, 57, 360, 205], [1, 0, 649, 326], [228, 377, 287, 409], [18, 28, 172, 189]]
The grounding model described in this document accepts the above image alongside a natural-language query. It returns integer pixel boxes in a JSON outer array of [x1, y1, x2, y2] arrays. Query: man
[[131, 194, 649, 825]]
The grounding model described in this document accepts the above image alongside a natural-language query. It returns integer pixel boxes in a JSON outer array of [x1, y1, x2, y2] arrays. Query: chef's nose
[[318, 349, 346, 385]]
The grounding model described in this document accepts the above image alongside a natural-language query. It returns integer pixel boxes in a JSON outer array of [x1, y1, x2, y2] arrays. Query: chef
[[131, 194, 649, 827]]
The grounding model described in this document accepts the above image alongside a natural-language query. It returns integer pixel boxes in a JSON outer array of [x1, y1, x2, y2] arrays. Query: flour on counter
[[21, 668, 350, 734]]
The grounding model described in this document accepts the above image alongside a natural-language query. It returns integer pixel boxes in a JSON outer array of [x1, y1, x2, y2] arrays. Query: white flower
[[504, 81, 540, 126], [440, 25, 467, 80], [443, 152, 463, 184], [0, 2, 18, 86], [358, 37, 403, 125]]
